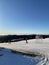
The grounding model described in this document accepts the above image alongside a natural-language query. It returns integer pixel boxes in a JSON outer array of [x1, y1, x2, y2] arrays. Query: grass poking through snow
[[11, 49, 44, 57]]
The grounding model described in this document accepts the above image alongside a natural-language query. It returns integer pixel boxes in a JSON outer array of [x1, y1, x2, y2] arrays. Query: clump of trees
[[0, 34, 49, 43]]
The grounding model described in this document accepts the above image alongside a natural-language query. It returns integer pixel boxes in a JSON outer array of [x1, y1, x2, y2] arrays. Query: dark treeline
[[0, 34, 49, 43]]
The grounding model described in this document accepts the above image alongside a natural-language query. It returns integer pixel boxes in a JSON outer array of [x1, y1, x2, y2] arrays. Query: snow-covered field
[[0, 47, 41, 65], [0, 38, 49, 65]]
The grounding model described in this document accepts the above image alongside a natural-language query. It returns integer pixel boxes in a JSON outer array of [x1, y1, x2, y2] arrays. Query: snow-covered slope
[[0, 47, 41, 65], [0, 38, 49, 65]]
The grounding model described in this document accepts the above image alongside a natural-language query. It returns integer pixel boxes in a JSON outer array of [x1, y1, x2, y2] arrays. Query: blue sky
[[0, 0, 49, 34]]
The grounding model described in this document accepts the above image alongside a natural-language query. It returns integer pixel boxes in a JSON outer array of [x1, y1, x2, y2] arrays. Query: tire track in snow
[[36, 56, 49, 65]]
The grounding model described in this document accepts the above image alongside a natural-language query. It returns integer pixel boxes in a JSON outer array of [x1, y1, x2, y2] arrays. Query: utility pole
[[26, 37, 28, 43]]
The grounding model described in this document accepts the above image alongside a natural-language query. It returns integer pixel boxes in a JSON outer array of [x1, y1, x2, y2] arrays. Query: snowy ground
[[0, 38, 49, 65], [0, 48, 41, 65]]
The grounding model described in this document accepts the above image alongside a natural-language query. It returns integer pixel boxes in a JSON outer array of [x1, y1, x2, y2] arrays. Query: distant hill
[[0, 34, 49, 43]]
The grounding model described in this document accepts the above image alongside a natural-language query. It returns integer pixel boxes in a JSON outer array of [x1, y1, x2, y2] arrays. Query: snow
[[0, 48, 41, 65], [0, 38, 49, 65]]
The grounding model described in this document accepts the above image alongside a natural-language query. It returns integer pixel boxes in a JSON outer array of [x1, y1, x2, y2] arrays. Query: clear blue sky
[[0, 0, 49, 34]]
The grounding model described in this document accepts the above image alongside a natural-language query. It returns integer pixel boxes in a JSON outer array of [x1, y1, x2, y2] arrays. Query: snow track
[[37, 56, 49, 65]]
